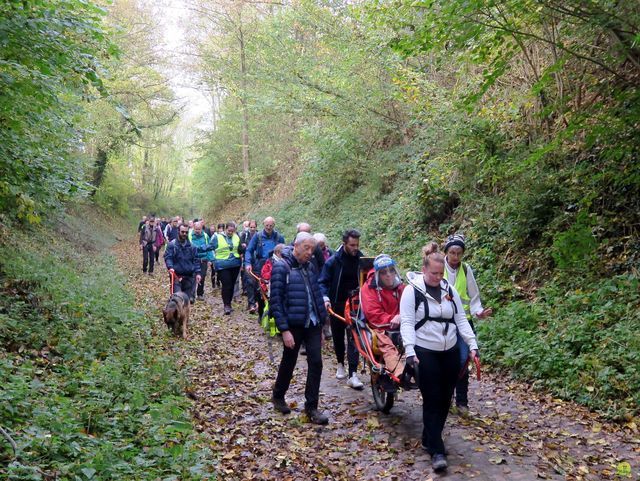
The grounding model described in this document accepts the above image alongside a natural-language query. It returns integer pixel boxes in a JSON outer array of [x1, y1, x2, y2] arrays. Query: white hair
[[313, 233, 327, 244], [294, 231, 316, 245]]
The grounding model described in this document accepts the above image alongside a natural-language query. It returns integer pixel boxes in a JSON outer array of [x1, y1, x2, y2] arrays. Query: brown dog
[[162, 291, 190, 338]]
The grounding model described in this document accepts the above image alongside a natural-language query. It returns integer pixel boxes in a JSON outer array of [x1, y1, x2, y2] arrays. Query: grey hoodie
[[400, 271, 478, 357]]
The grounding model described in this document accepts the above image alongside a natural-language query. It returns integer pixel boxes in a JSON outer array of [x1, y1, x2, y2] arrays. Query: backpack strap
[[414, 288, 430, 331], [413, 283, 458, 332]]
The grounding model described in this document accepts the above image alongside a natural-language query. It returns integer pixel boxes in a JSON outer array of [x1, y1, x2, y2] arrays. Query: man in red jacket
[[361, 254, 405, 379]]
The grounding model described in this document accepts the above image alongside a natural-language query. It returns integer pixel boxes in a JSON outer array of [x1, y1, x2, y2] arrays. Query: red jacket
[[261, 258, 273, 281], [361, 269, 404, 329]]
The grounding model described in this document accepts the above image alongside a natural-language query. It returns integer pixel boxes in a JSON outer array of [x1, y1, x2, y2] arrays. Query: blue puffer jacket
[[164, 239, 201, 276], [270, 247, 328, 332]]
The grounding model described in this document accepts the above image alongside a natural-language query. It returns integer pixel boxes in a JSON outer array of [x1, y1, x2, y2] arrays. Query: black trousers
[[273, 323, 323, 411], [196, 260, 209, 297], [415, 343, 460, 456], [330, 306, 359, 376], [218, 267, 240, 306], [171, 274, 196, 300], [246, 273, 258, 306], [142, 244, 155, 273], [154, 244, 162, 262]]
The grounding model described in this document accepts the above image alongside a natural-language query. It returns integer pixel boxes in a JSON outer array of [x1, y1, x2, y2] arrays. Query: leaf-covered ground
[[114, 241, 639, 481]]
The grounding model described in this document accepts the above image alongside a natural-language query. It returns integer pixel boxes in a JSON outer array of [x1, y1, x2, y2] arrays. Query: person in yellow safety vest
[[443, 233, 492, 416], [198, 221, 244, 315]]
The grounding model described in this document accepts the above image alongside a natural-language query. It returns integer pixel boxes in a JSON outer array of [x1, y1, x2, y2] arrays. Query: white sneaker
[[347, 373, 364, 390], [336, 364, 347, 380]]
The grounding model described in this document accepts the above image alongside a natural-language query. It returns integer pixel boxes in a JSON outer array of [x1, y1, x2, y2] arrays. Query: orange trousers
[[374, 329, 405, 378]]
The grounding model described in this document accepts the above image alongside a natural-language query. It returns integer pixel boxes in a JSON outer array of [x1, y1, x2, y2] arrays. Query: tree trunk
[[239, 22, 250, 187], [91, 147, 109, 195]]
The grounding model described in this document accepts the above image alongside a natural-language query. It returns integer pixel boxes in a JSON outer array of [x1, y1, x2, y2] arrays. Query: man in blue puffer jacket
[[270, 232, 329, 425]]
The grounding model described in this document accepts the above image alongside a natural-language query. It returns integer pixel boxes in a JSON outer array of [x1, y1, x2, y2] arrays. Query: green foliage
[[551, 211, 597, 271], [0, 0, 112, 222], [0, 214, 214, 479], [478, 275, 640, 419]]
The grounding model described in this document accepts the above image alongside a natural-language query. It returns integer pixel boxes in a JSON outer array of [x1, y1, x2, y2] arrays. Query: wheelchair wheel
[[371, 372, 394, 413]]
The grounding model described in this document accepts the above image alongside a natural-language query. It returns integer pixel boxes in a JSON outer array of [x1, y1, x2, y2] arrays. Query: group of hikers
[[137, 214, 492, 473]]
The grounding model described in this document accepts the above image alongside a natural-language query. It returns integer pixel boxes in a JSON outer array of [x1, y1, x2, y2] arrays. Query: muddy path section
[[113, 240, 639, 481]]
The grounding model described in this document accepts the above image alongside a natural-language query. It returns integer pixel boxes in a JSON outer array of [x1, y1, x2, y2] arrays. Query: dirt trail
[[114, 241, 639, 481]]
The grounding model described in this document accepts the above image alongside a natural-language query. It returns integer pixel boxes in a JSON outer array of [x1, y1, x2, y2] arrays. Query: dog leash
[[169, 270, 182, 296], [459, 356, 482, 381]]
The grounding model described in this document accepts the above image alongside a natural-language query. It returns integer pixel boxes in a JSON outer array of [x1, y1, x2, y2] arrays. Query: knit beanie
[[444, 233, 466, 253]]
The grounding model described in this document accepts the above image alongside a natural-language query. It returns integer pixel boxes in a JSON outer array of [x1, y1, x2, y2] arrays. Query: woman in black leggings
[[399, 242, 478, 473]]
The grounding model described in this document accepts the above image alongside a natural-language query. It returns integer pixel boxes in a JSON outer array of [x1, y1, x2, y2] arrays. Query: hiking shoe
[[336, 364, 347, 380], [431, 453, 448, 472], [224, 305, 232, 315], [300, 343, 307, 356], [248, 304, 256, 314], [456, 404, 470, 417], [197, 295, 204, 301], [190, 298, 195, 305], [347, 373, 364, 390], [271, 397, 291, 414], [306, 408, 329, 425]]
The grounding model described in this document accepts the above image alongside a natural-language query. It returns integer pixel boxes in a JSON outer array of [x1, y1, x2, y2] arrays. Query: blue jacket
[[244, 229, 285, 271], [164, 239, 201, 276], [189, 232, 214, 262], [270, 247, 328, 332], [318, 245, 364, 305]]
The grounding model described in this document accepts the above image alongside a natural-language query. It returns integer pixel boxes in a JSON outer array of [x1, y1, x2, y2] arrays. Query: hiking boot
[[248, 304, 257, 314], [347, 373, 364, 390], [431, 453, 448, 472], [197, 295, 204, 301], [300, 343, 307, 356], [190, 298, 195, 305], [336, 364, 347, 380], [224, 305, 232, 315], [271, 397, 291, 414], [306, 408, 328, 425]]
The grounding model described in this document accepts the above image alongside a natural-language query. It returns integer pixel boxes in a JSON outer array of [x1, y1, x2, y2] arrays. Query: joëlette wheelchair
[[329, 257, 416, 414]]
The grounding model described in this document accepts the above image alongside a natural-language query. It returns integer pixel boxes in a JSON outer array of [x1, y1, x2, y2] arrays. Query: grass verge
[[0, 206, 214, 480]]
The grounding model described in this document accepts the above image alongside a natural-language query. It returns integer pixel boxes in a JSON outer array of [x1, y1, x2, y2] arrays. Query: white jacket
[[400, 271, 478, 357]]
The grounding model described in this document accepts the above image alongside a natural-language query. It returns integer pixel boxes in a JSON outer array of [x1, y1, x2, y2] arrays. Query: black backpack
[[413, 280, 458, 334]]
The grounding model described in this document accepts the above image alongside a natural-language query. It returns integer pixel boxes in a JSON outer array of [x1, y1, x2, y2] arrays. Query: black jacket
[[164, 239, 201, 276]]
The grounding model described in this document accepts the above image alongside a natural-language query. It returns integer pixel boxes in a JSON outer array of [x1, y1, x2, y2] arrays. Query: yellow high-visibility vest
[[444, 263, 470, 315], [214, 233, 240, 260]]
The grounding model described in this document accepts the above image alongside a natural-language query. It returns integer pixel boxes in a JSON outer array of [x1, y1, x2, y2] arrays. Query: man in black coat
[[319, 229, 364, 390], [270, 232, 329, 425]]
